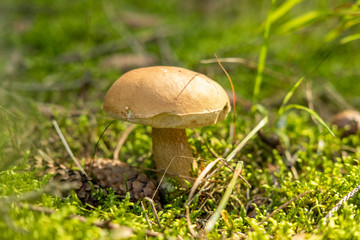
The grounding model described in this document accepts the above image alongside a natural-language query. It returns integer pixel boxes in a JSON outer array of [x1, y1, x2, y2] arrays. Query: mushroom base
[[152, 128, 194, 184]]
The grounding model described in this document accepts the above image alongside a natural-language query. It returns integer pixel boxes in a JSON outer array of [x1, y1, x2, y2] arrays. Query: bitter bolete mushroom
[[103, 66, 230, 183]]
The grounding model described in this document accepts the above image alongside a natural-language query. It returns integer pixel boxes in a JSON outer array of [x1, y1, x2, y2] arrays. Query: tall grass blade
[[282, 104, 335, 136], [226, 117, 268, 162], [270, 0, 303, 24], [277, 11, 328, 34], [340, 33, 360, 44], [252, 0, 276, 104], [278, 77, 304, 116]]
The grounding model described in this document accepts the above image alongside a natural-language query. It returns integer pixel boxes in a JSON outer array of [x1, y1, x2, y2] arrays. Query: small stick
[[324, 184, 360, 221], [140, 200, 154, 230], [113, 124, 135, 160], [257, 190, 312, 226], [52, 119, 87, 177], [143, 197, 162, 229]]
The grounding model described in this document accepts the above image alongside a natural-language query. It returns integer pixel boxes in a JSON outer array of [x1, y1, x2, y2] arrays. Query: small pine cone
[[53, 168, 103, 206], [88, 158, 159, 201]]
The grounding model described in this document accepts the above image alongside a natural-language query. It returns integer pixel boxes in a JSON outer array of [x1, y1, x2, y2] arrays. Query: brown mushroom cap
[[103, 66, 230, 128]]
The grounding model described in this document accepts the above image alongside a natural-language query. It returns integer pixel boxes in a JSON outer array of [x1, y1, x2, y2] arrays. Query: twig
[[141, 200, 154, 230], [324, 184, 360, 221], [52, 119, 87, 177], [113, 124, 135, 160], [142, 197, 161, 229], [257, 190, 312, 227]]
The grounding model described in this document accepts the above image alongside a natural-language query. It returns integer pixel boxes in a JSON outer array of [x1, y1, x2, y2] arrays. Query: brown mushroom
[[103, 66, 230, 184], [331, 110, 360, 137]]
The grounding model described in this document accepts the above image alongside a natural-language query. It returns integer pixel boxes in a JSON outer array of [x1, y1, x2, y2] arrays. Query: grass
[[1, 0, 360, 239]]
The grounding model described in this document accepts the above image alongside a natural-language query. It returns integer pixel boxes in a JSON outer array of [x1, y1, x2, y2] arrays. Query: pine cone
[[53, 167, 103, 206], [33, 151, 159, 203], [88, 158, 159, 201]]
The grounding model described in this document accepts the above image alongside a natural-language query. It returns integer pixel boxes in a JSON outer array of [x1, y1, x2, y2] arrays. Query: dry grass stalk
[[324, 184, 360, 221], [113, 124, 135, 160], [52, 119, 87, 177], [257, 190, 313, 227]]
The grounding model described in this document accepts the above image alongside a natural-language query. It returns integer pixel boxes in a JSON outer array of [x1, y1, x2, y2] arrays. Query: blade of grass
[[269, 0, 304, 24], [277, 10, 329, 34], [204, 161, 243, 233], [340, 33, 360, 44], [89, 120, 114, 174], [0, 105, 20, 119], [282, 104, 335, 136], [252, 0, 276, 105], [278, 77, 304, 117], [226, 117, 268, 162]]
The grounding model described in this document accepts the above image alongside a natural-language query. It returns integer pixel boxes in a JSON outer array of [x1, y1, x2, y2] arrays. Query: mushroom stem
[[152, 128, 193, 182]]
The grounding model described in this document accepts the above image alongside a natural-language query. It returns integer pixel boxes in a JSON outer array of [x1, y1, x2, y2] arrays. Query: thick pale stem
[[152, 128, 193, 181]]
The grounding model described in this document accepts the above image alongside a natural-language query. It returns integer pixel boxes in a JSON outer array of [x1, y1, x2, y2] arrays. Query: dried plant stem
[[324, 184, 360, 220], [113, 124, 135, 160], [204, 161, 243, 233], [140, 201, 154, 230], [185, 158, 223, 238], [257, 190, 312, 226], [215, 54, 237, 142], [52, 119, 87, 176], [0, 105, 20, 119], [142, 197, 161, 228]]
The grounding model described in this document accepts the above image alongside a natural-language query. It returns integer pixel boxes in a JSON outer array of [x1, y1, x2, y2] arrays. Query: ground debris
[[33, 153, 159, 205]]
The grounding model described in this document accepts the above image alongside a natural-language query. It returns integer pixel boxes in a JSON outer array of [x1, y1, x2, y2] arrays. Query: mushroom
[[331, 110, 360, 137], [103, 66, 230, 184]]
